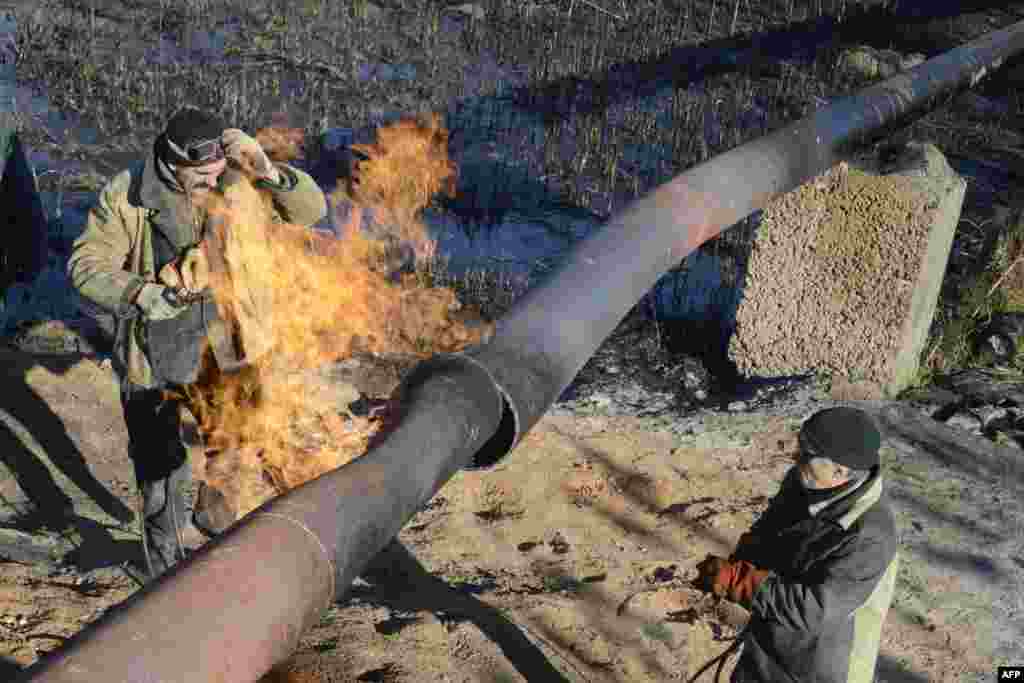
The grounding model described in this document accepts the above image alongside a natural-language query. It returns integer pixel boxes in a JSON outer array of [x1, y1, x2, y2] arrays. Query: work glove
[[158, 245, 210, 295], [695, 554, 771, 607], [729, 531, 762, 562], [134, 283, 189, 321], [222, 128, 281, 184]]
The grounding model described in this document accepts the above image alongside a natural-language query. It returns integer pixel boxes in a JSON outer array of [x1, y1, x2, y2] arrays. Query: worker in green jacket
[[68, 107, 327, 579], [696, 407, 899, 683]]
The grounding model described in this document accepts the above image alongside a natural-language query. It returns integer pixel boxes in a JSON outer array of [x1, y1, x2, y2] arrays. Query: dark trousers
[[121, 382, 195, 576], [121, 384, 191, 484]]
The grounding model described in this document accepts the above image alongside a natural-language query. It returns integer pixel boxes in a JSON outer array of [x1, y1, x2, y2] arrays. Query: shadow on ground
[[0, 351, 132, 525], [350, 540, 572, 682], [0, 349, 138, 577]]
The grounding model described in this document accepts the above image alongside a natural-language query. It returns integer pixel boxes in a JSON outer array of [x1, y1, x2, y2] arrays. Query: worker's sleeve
[[67, 179, 147, 316], [731, 472, 799, 565], [257, 163, 328, 227], [748, 531, 896, 633]]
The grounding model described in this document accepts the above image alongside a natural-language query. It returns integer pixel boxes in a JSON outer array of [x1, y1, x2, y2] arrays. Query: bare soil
[[2, 1, 1023, 681], [0, 351, 1017, 682]]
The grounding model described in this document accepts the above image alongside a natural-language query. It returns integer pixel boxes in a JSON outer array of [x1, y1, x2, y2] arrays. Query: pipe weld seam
[[253, 511, 337, 604], [456, 351, 521, 445]]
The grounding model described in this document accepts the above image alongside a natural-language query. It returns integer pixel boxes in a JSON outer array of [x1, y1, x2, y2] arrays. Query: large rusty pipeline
[[20, 18, 1024, 683]]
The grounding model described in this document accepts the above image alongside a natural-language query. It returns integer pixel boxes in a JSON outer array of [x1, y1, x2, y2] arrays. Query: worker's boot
[[193, 480, 237, 537], [140, 458, 205, 580]]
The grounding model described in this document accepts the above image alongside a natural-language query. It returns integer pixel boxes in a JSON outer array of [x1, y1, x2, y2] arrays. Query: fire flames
[[176, 114, 487, 524]]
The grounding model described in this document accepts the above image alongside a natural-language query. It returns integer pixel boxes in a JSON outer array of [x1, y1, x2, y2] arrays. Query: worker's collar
[[134, 149, 208, 250], [800, 466, 867, 500], [791, 465, 882, 529], [137, 147, 192, 212], [832, 472, 883, 529]]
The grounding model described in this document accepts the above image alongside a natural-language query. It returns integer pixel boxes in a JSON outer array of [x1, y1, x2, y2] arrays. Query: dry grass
[[11, 0, 1024, 374], [11, 0, 869, 215]]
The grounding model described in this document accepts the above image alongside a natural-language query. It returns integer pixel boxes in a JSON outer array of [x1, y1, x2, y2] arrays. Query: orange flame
[[255, 125, 305, 163], [346, 113, 456, 253], [182, 115, 486, 522]]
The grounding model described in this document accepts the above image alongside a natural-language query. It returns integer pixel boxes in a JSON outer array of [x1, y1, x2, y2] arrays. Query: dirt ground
[[3, 1, 1023, 680], [0, 351, 1013, 682]]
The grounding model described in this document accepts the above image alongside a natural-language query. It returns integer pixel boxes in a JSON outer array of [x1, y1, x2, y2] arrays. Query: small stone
[[945, 412, 982, 434], [357, 2, 388, 21], [650, 565, 677, 582], [447, 3, 486, 21], [900, 53, 926, 71], [976, 406, 1011, 430], [727, 401, 748, 413], [549, 532, 570, 555]]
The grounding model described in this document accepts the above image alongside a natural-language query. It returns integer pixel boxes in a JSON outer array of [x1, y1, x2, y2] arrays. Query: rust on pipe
[[19, 356, 505, 682], [19, 18, 1024, 683]]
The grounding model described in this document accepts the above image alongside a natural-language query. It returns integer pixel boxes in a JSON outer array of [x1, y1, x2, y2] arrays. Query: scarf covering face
[[799, 466, 870, 507]]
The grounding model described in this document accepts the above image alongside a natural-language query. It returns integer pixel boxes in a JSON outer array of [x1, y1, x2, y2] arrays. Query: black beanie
[[157, 107, 226, 166], [798, 407, 882, 471]]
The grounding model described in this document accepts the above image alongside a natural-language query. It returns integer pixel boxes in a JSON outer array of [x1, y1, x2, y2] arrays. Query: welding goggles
[[161, 134, 226, 167]]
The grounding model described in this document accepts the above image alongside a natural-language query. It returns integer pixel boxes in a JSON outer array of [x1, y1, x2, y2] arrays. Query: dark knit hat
[[798, 407, 881, 470], [157, 107, 226, 167]]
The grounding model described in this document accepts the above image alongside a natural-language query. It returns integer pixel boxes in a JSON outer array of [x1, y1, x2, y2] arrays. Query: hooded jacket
[[67, 147, 327, 388], [729, 465, 899, 683]]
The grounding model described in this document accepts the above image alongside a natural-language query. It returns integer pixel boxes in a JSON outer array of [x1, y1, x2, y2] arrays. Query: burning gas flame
[[254, 124, 306, 163], [178, 114, 486, 524]]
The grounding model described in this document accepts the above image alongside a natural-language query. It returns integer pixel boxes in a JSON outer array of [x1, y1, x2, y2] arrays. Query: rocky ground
[[2, 1, 1024, 681], [0, 310, 1021, 682]]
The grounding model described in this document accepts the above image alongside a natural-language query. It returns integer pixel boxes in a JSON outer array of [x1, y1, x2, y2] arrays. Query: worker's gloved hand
[[695, 554, 771, 607], [179, 245, 210, 293], [158, 246, 210, 295], [730, 531, 762, 561], [696, 554, 731, 595], [135, 283, 188, 321], [222, 128, 280, 184]]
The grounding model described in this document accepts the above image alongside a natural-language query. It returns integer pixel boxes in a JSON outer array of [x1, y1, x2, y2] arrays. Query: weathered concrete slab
[[728, 142, 966, 398]]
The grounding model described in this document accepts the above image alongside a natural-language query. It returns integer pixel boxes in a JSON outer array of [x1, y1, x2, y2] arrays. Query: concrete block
[[728, 142, 966, 398]]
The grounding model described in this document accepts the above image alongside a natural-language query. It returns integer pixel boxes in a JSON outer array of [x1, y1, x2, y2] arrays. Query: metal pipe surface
[[466, 19, 1024, 467], [19, 355, 504, 682], [20, 18, 1024, 683]]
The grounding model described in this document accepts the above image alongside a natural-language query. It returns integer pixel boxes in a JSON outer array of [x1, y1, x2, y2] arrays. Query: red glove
[[695, 554, 770, 606]]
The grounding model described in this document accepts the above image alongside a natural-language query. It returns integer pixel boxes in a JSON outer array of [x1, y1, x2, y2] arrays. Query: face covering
[[798, 466, 869, 508]]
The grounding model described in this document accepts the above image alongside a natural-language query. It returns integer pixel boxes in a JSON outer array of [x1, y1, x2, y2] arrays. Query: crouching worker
[[68, 106, 327, 579], [695, 407, 899, 683]]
